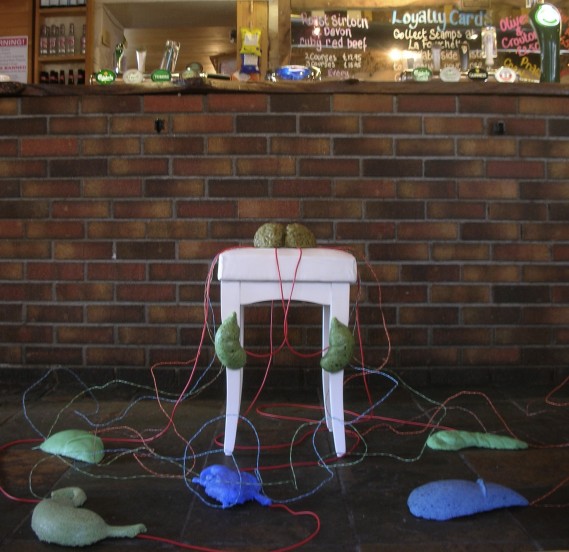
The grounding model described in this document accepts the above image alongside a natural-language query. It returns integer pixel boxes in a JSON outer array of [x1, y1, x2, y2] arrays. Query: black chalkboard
[[290, 7, 569, 80]]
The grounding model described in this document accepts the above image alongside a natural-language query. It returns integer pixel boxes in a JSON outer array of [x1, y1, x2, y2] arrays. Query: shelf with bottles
[[34, 0, 92, 84]]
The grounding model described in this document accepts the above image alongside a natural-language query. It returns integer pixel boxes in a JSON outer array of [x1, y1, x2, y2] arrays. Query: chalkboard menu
[[290, 7, 569, 80]]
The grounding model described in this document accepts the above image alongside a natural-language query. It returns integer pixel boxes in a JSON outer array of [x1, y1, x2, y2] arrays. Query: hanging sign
[[0, 36, 28, 83]]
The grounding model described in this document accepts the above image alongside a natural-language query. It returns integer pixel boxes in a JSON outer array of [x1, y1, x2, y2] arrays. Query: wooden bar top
[[3, 78, 569, 97]]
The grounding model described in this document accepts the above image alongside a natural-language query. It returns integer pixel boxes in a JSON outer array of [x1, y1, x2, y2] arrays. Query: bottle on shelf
[[58, 23, 66, 55], [80, 24, 86, 55], [77, 68, 85, 85], [68, 69, 75, 85], [59, 69, 65, 84], [66, 23, 76, 55], [40, 25, 49, 56], [49, 24, 58, 56]]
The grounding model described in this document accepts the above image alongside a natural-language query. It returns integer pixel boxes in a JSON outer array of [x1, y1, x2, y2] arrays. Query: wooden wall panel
[[0, 0, 34, 82]]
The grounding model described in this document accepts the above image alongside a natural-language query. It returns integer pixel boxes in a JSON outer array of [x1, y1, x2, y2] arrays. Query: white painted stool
[[217, 247, 357, 457]]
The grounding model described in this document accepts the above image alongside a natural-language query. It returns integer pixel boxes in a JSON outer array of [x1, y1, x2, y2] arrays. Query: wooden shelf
[[33, 0, 93, 84]]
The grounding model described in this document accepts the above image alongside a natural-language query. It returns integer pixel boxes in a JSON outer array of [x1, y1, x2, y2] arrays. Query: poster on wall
[[290, 8, 569, 81], [0, 36, 29, 83]]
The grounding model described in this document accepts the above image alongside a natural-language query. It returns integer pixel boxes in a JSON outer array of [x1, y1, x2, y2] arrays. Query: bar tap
[[481, 26, 497, 69], [114, 37, 127, 76], [529, 0, 562, 82]]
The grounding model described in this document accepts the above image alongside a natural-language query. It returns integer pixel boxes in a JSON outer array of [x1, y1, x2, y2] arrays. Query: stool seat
[[218, 247, 357, 283], [217, 247, 357, 457]]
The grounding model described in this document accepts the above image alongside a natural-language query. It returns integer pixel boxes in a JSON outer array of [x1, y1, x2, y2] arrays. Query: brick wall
[[1, 86, 568, 388]]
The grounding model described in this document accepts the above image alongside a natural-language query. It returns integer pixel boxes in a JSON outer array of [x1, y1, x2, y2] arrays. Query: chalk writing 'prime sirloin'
[[391, 8, 485, 32]]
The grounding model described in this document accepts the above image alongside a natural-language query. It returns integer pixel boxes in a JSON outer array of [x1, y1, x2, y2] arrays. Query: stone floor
[[1, 369, 568, 551]]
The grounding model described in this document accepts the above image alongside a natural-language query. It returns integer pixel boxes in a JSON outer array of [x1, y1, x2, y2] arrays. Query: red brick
[[333, 94, 393, 113], [28, 180, 78, 199], [173, 114, 233, 133], [461, 223, 519, 241], [146, 179, 204, 198], [22, 96, 79, 115], [27, 262, 84, 281], [397, 138, 454, 156], [144, 95, 204, 113], [462, 265, 520, 282], [273, 179, 332, 197], [431, 244, 489, 261], [0, 241, 51, 259], [425, 116, 484, 135], [83, 137, 141, 156], [0, 262, 23, 279], [114, 200, 172, 218], [82, 95, 142, 114], [111, 115, 162, 134], [300, 115, 359, 134], [56, 283, 114, 301], [88, 221, 145, 239], [336, 137, 392, 156], [237, 158, 296, 177], [26, 221, 84, 239], [0, 220, 24, 238], [28, 305, 83, 323], [116, 283, 176, 302], [116, 242, 176, 260], [363, 115, 421, 134], [118, 326, 177, 345], [398, 95, 456, 113], [50, 116, 107, 134], [208, 136, 266, 155], [21, 137, 79, 157], [177, 201, 236, 219], [174, 158, 232, 176], [84, 179, 143, 198], [0, 160, 45, 177], [144, 136, 204, 155], [425, 160, 484, 178], [58, 326, 113, 344], [50, 159, 107, 178], [335, 179, 395, 199], [271, 94, 330, 113], [54, 242, 112, 260], [304, 199, 362, 219], [0, 284, 51, 301], [487, 160, 544, 179], [431, 285, 490, 303], [53, 201, 110, 219], [109, 158, 168, 177], [87, 305, 145, 323], [519, 96, 569, 115], [238, 199, 300, 219], [87, 263, 146, 281], [86, 347, 145, 366], [208, 94, 268, 112], [146, 220, 208, 239], [0, 139, 17, 156], [398, 222, 458, 240], [272, 137, 330, 156], [493, 244, 550, 262]]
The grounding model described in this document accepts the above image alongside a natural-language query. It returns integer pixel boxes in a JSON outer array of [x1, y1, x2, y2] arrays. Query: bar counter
[[1, 75, 568, 386], [3, 77, 569, 97]]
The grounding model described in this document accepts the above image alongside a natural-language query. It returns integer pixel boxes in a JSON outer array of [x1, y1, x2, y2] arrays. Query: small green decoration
[[253, 223, 316, 248], [253, 223, 286, 248], [32, 487, 146, 547], [284, 223, 317, 248], [215, 312, 247, 369], [427, 430, 528, 451], [38, 429, 105, 464], [320, 317, 354, 373]]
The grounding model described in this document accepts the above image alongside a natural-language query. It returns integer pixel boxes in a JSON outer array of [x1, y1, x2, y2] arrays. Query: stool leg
[[324, 283, 350, 457], [321, 306, 333, 432], [224, 368, 243, 455], [328, 370, 346, 456], [220, 281, 244, 456]]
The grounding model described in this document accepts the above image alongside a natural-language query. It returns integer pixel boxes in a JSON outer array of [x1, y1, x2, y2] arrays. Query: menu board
[[290, 7, 569, 80]]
